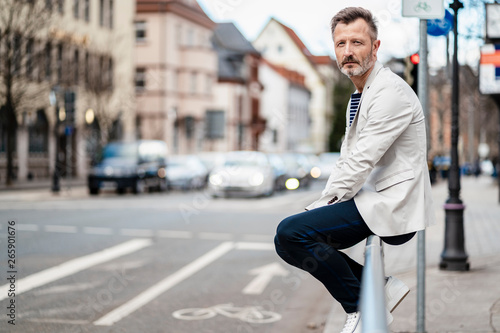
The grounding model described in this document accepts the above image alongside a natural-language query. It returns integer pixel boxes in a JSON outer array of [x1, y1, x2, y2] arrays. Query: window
[[187, 28, 194, 47], [84, 52, 89, 86], [107, 57, 113, 89], [57, 0, 64, 14], [205, 111, 225, 139], [57, 43, 63, 84], [135, 68, 146, 91], [73, 0, 80, 18], [99, 0, 104, 26], [74, 49, 79, 84], [84, 0, 90, 22], [205, 74, 211, 94], [45, 42, 52, 80], [13, 34, 21, 75], [109, 0, 113, 28], [176, 24, 182, 45], [190, 72, 197, 94], [29, 110, 49, 153], [135, 21, 146, 42], [26, 38, 34, 79], [170, 70, 178, 92], [99, 0, 112, 28]]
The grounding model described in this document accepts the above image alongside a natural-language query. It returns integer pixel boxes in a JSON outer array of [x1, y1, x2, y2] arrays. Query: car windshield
[[101, 143, 137, 160], [223, 153, 266, 167]]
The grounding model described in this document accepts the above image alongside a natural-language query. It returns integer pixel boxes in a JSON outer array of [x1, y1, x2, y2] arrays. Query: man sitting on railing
[[274, 7, 435, 333]]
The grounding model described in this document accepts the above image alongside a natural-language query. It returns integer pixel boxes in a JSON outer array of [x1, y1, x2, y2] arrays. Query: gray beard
[[338, 55, 374, 77]]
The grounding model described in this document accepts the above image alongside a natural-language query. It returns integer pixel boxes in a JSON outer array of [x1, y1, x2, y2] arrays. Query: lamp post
[[50, 88, 61, 193], [439, 0, 470, 271]]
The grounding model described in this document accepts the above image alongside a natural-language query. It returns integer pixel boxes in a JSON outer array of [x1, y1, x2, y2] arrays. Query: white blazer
[[306, 61, 435, 236]]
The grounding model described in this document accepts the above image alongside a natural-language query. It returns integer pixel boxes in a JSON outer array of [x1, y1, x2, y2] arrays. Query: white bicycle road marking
[[172, 303, 282, 324], [94, 242, 236, 326], [0, 238, 153, 301]]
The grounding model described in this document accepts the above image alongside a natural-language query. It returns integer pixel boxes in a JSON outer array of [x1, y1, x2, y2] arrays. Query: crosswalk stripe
[[0, 238, 153, 301]]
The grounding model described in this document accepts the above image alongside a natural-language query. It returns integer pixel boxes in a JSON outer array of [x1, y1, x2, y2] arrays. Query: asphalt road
[[0, 182, 332, 333]]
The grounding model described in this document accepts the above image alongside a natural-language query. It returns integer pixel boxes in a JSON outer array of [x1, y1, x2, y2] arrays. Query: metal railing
[[359, 235, 389, 332]]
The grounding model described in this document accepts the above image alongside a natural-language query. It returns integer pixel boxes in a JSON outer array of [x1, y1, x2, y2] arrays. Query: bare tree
[[0, 0, 52, 185]]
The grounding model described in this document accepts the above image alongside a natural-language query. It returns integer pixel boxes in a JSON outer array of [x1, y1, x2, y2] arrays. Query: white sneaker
[[385, 276, 410, 313], [340, 311, 361, 333]]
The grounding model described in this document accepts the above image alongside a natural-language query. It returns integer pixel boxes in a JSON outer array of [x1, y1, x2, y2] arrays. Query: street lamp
[[439, 0, 470, 271]]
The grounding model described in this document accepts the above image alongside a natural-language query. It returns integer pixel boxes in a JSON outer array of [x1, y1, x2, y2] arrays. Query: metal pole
[[440, 0, 470, 271], [416, 19, 428, 333], [360, 236, 388, 332], [52, 106, 61, 193]]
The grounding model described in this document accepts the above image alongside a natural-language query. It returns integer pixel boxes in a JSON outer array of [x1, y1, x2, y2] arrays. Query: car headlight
[[209, 174, 224, 186], [104, 166, 114, 176], [286, 178, 300, 190], [310, 166, 321, 178], [249, 173, 264, 186], [157, 168, 166, 178]]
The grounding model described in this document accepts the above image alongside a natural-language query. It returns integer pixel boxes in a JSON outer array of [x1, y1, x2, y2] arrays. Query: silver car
[[208, 151, 275, 198], [166, 155, 208, 190]]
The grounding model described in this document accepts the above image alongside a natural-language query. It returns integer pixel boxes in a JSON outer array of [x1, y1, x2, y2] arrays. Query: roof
[[212, 23, 259, 55], [211, 23, 260, 82], [262, 58, 308, 89], [136, 0, 215, 29], [260, 17, 333, 67]]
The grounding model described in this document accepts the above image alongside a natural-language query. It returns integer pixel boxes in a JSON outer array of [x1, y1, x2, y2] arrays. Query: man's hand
[[328, 196, 339, 205]]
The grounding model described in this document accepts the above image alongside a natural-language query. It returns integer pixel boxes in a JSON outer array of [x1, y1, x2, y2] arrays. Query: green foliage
[[328, 75, 353, 152]]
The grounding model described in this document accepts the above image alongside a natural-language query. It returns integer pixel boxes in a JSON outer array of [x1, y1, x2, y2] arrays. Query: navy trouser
[[274, 199, 415, 313]]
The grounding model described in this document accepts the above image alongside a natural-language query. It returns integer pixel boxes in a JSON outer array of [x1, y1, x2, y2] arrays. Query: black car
[[88, 140, 168, 195]]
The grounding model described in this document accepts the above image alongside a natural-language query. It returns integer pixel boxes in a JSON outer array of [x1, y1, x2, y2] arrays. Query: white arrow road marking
[[0, 238, 152, 301], [242, 263, 290, 295], [94, 241, 235, 326]]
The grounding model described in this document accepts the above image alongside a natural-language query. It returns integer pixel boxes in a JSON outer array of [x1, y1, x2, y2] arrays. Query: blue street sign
[[65, 126, 74, 136], [427, 9, 454, 36]]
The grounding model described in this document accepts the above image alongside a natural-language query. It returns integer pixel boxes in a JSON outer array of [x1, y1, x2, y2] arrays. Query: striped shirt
[[349, 93, 362, 127]]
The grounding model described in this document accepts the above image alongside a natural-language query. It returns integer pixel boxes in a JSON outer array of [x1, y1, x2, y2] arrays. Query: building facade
[[211, 22, 264, 152], [253, 18, 335, 153], [0, 0, 136, 184], [135, 0, 217, 154], [259, 59, 310, 152]]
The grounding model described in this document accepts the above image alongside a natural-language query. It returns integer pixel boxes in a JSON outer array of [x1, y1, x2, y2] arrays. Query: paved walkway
[[324, 175, 500, 332]]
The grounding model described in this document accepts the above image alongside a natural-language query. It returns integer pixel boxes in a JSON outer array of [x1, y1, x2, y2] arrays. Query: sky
[[197, 0, 488, 70]]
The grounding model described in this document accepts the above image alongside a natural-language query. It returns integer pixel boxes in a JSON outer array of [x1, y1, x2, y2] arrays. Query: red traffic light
[[410, 53, 420, 65]]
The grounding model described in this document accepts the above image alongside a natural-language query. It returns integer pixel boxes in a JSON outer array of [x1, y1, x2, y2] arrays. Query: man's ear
[[373, 39, 381, 55]]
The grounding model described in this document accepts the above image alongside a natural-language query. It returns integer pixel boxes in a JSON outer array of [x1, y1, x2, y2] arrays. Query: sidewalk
[[324, 175, 500, 332], [0, 177, 86, 192]]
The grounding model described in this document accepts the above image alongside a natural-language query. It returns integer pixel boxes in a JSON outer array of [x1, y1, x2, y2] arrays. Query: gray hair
[[331, 7, 378, 41]]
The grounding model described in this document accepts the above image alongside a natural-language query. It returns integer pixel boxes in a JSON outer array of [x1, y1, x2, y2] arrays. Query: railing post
[[360, 235, 389, 332]]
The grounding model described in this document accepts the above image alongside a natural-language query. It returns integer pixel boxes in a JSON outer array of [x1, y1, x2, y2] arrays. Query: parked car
[[317, 152, 341, 179], [166, 155, 209, 190], [278, 153, 313, 189], [208, 151, 275, 198], [267, 153, 288, 191], [87, 140, 168, 195], [197, 152, 226, 174]]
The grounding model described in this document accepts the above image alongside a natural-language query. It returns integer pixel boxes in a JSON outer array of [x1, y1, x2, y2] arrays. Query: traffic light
[[64, 90, 76, 124], [404, 53, 419, 94]]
